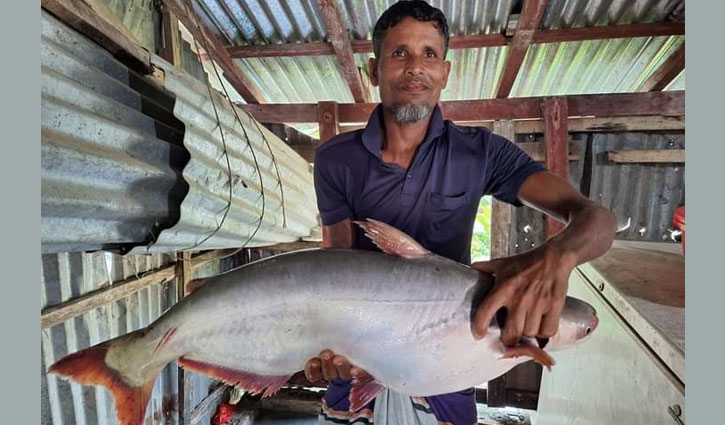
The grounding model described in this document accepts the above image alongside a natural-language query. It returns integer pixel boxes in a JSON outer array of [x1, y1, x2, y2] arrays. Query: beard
[[385, 102, 433, 124]]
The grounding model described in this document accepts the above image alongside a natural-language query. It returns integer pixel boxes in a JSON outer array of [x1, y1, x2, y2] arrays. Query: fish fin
[[500, 345, 556, 371], [48, 331, 157, 425], [179, 357, 291, 398], [349, 370, 385, 412], [353, 219, 431, 259]]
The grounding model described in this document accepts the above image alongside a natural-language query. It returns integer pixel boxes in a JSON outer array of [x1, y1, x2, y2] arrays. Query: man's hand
[[304, 350, 365, 384], [471, 245, 577, 346]]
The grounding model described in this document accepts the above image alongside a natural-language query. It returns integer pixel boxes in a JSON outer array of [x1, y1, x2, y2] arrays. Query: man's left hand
[[470, 244, 577, 346]]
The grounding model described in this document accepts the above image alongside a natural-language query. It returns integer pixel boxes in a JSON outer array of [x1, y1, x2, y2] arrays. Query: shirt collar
[[361, 104, 446, 159]]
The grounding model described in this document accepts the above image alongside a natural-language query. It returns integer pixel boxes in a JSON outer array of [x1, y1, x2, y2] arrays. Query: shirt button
[[406, 175, 412, 179]]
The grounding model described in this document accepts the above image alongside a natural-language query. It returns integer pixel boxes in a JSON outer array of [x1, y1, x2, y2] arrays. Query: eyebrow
[[389, 43, 442, 53]]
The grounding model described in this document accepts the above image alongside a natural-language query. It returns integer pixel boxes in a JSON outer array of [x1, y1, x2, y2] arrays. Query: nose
[[405, 54, 424, 76]]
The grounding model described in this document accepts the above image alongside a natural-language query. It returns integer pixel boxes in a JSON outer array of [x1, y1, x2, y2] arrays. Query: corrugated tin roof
[[510, 35, 685, 96], [41, 251, 179, 425], [194, 0, 684, 119]]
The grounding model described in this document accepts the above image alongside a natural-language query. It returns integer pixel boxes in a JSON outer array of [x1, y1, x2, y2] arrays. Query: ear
[[368, 57, 379, 87], [442, 59, 451, 88]]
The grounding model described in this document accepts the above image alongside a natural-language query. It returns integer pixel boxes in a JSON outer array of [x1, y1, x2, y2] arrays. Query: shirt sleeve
[[313, 149, 354, 226], [483, 132, 546, 207]]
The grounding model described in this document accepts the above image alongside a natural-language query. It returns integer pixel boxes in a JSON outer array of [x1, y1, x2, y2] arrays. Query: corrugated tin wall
[[41, 252, 179, 425], [41, 10, 319, 255]]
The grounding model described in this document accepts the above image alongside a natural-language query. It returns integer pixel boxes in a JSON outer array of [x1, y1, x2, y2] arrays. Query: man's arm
[[322, 218, 356, 249], [471, 171, 616, 346]]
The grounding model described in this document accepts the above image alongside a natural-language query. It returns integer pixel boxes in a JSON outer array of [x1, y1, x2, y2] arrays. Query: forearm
[[545, 202, 616, 266]]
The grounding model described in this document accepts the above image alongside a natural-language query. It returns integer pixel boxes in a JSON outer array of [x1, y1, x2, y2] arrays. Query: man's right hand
[[304, 350, 361, 384]]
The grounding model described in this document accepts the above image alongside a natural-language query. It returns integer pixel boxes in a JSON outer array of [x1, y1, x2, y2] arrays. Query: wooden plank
[[317, 0, 369, 102], [638, 43, 685, 92], [513, 115, 685, 133], [533, 22, 685, 44], [519, 140, 582, 161], [566, 90, 685, 118], [488, 120, 513, 408], [257, 240, 322, 251], [160, 7, 182, 67], [241, 91, 685, 124], [227, 41, 335, 58], [163, 0, 264, 104], [40, 249, 235, 329], [176, 252, 192, 425], [318, 101, 340, 143], [42, 0, 151, 73], [544, 97, 569, 238], [496, 0, 549, 98], [606, 149, 685, 163], [189, 385, 228, 425]]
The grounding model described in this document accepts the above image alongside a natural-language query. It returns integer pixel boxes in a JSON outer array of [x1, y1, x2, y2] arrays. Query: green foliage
[[470, 196, 492, 262]]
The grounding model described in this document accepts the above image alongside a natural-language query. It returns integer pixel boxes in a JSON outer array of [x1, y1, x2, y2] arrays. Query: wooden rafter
[[241, 91, 685, 124], [496, 0, 549, 98], [225, 22, 683, 59], [638, 42, 686, 92], [163, 0, 265, 104], [317, 0, 369, 102], [543, 97, 569, 237]]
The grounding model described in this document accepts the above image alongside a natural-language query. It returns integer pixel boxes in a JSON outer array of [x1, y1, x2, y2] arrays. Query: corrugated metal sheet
[[41, 10, 319, 254], [588, 132, 685, 242], [665, 69, 685, 91], [539, 0, 685, 28], [41, 252, 179, 425], [510, 35, 685, 97], [131, 58, 319, 254], [41, 11, 189, 253]]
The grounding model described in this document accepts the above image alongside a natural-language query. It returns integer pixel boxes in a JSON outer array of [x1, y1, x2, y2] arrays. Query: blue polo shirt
[[314, 104, 545, 265]]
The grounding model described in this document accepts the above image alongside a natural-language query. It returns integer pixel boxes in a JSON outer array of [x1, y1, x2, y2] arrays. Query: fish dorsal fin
[[354, 219, 431, 259], [349, 370, 385, 412]]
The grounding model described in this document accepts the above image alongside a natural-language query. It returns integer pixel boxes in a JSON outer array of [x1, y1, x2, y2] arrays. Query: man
[[307, 2, 616, 424]]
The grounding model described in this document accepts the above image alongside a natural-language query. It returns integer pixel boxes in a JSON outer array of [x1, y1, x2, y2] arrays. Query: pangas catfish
[[49, 219, 598, 425]]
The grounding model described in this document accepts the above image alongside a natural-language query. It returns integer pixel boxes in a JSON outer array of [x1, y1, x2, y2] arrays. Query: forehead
[[380, 17, 446, 50]]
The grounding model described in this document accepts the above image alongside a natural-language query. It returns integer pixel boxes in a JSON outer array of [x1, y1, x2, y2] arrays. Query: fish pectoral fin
[[500, 345, 556, 371], [349, 370, 385, 412], [178, 357, 291, 398], [353, 219, 431, 259]]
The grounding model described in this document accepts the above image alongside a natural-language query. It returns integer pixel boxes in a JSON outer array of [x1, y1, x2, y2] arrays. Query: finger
[[333, 355, 352, 379], [539, 298, 565, 337], [502, 302, 529, 347], [319, 350, 338, 380], [472, 287, 512, 340], [523, 304, 544, 337], [305, 358, 323, 383]]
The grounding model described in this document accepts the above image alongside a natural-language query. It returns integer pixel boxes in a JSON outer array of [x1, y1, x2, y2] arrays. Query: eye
[[425, 50, 436, 58], [393, 49, 406, 57], [585, 327, 591, 335]]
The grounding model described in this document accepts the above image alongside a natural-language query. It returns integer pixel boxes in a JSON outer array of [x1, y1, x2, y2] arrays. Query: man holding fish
[[308, 1, 616, 424]]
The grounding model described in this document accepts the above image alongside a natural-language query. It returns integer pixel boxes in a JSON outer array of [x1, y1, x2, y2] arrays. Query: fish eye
[[585, 327, 591, 335]]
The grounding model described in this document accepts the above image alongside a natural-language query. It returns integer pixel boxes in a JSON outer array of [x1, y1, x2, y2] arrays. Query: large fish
[[48, 220, 598, 425]]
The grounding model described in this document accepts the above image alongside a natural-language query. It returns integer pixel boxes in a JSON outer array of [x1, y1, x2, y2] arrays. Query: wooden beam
[[519, 140, 582, 161], [40, 249, 236, 329], [189, 385, 228, 425], [162, 0, 264, 104], [42, 0, 151, 73], [639, 43, 686, 92], [544, 97, 569, 238], [607, 149, 685, 163], [241, 91, 685, 124], [176, 252, 192, 425], [226, 22, 683, 59], [160, 7, 182, 67], [318, 101, 340, 143], [533, 22, 685, 44], [317, 0, 369, 102], [257, 241, 322, 251], [496, 0, 549, 98], [512, 115, 685, 133]]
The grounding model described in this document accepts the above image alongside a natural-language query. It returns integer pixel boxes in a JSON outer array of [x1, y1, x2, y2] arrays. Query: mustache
[[397, 77, 431, 88]]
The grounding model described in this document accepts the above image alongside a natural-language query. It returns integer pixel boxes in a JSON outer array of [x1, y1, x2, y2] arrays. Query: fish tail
[[48, 329, 166, 425]]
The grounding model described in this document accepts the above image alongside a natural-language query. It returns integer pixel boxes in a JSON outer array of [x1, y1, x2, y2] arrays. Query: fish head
[[539, 296, 599, 351]]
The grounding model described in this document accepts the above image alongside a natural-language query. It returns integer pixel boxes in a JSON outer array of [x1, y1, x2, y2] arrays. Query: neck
[[381, 110, 431, 153]]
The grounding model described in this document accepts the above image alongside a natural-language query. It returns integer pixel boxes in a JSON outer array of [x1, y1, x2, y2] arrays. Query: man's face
[[369, 17, 451, 123]]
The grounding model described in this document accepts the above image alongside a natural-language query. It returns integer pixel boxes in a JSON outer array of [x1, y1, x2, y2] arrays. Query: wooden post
[[486, 120, 515, 407], [318, 101, 340, 144], [160, 7, 182, 67], [176, 252, 192, 425], [543, 97, 569, 238]]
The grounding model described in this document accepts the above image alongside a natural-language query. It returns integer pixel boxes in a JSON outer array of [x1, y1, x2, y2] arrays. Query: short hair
[[372, 1, 450, 59]]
